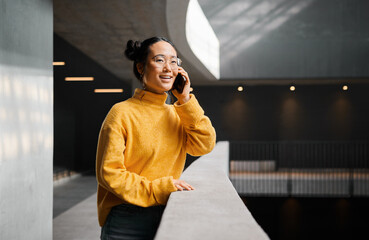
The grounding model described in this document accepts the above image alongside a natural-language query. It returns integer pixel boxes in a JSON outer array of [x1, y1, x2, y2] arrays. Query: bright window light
[[186, 0, 220, 79]]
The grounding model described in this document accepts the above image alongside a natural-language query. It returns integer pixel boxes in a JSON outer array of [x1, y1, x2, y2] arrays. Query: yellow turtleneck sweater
[[96, 88, 216, 226]]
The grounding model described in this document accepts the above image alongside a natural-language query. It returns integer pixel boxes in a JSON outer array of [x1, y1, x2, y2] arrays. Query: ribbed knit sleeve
[[174, 94, 216, 156], [96, 105, 178, 207]]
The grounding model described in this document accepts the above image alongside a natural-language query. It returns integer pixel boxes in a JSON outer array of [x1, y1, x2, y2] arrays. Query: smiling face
[[138, 41, 179, 94]]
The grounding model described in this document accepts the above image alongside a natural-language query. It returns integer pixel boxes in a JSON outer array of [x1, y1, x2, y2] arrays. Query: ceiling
[[54, 0, 169, 83], [199, 0, 369, 82], [54, 0, 218, 86], [54, 0, 369, 86]]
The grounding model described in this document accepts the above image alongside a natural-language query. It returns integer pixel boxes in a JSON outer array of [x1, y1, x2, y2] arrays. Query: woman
[[96, 36, 216, 240]]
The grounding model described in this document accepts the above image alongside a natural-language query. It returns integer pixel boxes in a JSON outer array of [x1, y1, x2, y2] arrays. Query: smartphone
[[172, 73, 186, 93]]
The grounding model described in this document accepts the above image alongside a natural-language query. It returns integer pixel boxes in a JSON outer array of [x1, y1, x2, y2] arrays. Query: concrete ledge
[[155, 141, 269, 240]]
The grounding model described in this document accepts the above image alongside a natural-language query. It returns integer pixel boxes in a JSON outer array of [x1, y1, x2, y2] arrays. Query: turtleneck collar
[[133, 88, 168, 106]]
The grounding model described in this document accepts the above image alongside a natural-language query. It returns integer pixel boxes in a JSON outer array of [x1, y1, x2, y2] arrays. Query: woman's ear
[[136, 63, 144, 75]]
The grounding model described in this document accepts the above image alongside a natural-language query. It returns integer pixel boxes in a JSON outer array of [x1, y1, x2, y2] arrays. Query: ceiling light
[[94, 89, 123, 93], [290, 85, 295, 91], [65, 77, 94, 81], [237, 86, 243, 92], [53, 61, 65, 66], [342, 85, 348, 91]]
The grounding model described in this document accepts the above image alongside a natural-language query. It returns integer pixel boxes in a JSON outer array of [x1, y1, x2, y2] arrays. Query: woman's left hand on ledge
[[172, 179, 195, 191]]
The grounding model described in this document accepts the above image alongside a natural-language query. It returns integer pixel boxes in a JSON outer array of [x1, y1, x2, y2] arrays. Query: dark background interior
[[193, 84, 369, 142], [243, 196, 368, 240], [54, 35, 369, 172], [54, 33, 369, 239], [53, 34, 131, 173]]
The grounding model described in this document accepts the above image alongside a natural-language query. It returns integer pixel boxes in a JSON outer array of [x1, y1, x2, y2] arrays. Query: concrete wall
[[0, 0, 53, 239]]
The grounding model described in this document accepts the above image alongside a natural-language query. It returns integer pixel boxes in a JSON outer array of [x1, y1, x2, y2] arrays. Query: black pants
[[100, 204, 166, 240]]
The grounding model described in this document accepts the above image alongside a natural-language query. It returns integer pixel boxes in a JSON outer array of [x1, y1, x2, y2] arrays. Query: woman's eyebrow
[[154, 54, 177, 58]]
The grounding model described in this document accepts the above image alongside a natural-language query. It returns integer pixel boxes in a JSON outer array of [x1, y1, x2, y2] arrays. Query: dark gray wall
[[54, 34, 131, 173], [0, 0, 53, 239], [199, 0, 369, 79], [193, 84, 369, 141]]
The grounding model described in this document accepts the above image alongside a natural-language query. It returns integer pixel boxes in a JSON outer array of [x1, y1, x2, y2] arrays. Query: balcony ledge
[[155, 141, 269, 240]]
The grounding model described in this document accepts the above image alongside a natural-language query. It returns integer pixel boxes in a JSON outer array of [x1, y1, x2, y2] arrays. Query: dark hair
[[124, 37, 177, 82]]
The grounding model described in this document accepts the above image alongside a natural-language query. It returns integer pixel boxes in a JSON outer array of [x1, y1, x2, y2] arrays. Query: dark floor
[[53, 174, 100, 240], [242, 196, 369, 240], [53, 173, 97, 218]]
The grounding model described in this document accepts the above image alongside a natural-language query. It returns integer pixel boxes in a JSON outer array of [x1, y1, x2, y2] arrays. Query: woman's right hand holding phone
[[172, 67, 191, 105]]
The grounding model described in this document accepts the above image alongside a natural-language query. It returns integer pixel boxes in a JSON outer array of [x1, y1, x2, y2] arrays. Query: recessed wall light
[[65, 77, 94, 81], [342, 85, 348, 91], [53, 61, 65, 66], [94, 89, 123, 93], [237, 86, 244, 92], [290, 85, 295, 91]]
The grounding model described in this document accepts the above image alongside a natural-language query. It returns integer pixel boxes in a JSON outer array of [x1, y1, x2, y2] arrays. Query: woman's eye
[[156, 58, 164, 62], [171, 60, 177, 64]]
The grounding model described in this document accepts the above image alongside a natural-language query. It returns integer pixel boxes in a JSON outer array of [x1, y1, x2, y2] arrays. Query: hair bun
[[124, 40, 141, 61]]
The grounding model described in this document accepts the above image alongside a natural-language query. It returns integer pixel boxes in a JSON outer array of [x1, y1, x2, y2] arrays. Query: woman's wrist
[[177, 95, 190, 105]]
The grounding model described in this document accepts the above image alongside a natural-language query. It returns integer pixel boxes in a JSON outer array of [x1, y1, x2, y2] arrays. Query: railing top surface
[[155, 141, 269, 240]]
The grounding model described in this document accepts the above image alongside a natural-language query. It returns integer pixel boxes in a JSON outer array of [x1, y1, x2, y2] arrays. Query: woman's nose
[[163, 62, 172, 72]]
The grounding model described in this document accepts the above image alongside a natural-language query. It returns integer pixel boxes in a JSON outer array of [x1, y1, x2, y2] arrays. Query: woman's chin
[[161, 83, 174, 92]]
